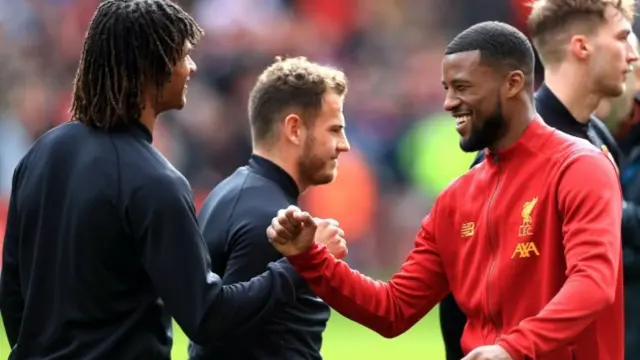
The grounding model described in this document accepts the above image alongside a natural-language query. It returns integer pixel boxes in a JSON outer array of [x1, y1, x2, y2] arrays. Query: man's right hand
[[267, 205, 318, 257]]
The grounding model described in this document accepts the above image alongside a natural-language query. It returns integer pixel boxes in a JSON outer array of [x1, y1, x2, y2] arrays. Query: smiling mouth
[[454, 114, 472, 127]]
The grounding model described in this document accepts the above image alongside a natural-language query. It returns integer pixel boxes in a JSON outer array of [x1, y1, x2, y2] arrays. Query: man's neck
[[139, 102, 157, 134], [488, 102, 537, 153], [544, 67, 601, 124], [252, 147, 307, 192]]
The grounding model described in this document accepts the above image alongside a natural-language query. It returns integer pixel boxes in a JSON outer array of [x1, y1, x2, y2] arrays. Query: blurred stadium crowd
[[0, 0, 556, 271]]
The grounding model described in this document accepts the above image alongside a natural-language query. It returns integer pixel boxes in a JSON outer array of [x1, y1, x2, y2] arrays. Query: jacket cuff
[[286, 243, 328, 271], [496, 337, 525, 360], [269, 259, 304, 300]]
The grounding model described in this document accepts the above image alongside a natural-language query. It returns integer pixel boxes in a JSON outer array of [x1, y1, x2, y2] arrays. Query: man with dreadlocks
[[0, 1, 304, 359]]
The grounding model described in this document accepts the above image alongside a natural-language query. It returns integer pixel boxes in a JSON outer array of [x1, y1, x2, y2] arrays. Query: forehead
[[600, 6, 633, 34], [441, 50, 493, 83], [315, 91, 345, 124], [322, 91, 344, 111]]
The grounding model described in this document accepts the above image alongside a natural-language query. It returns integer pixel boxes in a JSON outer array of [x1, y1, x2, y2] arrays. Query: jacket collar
[[484, 116, 554, 165], [248, 154, 300, 201], [535, 83, 590, 140]]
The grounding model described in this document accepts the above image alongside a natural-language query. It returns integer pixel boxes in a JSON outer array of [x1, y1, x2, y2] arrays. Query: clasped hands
[[266, 205, 348, 259], [267, 209, 511, 360]]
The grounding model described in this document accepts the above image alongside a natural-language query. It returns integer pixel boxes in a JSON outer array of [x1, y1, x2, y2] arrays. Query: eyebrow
[[442, 79, 471, 87]]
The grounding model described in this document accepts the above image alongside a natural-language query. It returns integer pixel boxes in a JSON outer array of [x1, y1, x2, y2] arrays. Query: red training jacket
[[288, 118, 624, 360]]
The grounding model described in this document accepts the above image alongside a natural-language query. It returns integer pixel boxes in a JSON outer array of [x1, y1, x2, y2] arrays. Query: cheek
[[171, 63, 190, 83], [313, 136, 335, 155], [607, 42, 627, 62]]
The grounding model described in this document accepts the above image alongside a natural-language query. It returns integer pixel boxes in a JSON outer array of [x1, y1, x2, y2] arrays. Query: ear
[[569, 34, 591, 60], [283, 113, 304, 145], [503, 70, 525, 98]]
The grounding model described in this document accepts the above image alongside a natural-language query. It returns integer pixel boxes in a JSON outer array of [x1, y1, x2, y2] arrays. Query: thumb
[[314, 217, 339, 226]]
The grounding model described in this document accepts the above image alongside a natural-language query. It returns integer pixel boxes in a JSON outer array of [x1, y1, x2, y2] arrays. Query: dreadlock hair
[[71, 0, 203, 129]]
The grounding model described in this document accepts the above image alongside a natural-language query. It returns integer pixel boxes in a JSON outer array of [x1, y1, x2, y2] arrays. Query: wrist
[[495, 339, 523, 360], [286, 243, 326, 266]]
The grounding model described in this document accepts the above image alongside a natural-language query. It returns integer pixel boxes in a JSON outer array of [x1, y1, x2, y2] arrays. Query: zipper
[[485, 154, 501, 342]]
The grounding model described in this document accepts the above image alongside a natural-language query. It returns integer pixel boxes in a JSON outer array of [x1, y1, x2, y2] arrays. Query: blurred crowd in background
[[0, 0, 606, 272]]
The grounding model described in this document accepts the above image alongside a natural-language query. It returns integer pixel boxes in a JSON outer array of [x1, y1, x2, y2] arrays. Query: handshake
[[266, 205, 348, 259]]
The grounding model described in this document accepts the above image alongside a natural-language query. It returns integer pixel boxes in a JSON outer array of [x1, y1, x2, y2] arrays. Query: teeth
[[455, 115, 471, 125]]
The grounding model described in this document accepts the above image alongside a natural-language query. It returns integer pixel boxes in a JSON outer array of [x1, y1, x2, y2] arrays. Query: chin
[[459, 138, 475, 153], [313, 172, 336, 186], [604, 84, 625, 98]]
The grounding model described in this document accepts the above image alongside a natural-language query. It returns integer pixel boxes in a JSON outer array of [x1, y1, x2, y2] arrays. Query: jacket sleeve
[[202, 197, 293, 334], [286, 200, 450, 338], [128, 176, 303, 345], [0, 162, 25, 346], [497, 150, 622, 359], [622, 200, 640, 249]]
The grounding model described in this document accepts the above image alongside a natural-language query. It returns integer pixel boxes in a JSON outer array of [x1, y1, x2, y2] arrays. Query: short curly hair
[[528, 0, 636, 66], [248, 56, 348, 145], [445, 21, 535, 83]]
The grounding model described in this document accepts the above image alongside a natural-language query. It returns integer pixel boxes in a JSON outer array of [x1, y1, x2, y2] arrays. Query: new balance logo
[[460, 222, 475, 237]]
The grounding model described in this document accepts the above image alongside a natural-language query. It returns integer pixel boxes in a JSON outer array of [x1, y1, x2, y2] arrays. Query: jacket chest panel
[[439, 158, 564, 313]]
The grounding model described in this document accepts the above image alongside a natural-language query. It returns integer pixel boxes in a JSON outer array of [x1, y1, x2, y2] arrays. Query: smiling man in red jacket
[[266, 21, 624, 360]]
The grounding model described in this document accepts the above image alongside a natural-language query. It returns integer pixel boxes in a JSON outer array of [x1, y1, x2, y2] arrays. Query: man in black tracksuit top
[[0, 2, 302, 359], [595, 45, 640, 356], [190, 57, 351, 359]]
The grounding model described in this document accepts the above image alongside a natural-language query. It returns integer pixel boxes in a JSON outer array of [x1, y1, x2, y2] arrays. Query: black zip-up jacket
[[189, 154, 330, 360], [0, 121, 302, 360]]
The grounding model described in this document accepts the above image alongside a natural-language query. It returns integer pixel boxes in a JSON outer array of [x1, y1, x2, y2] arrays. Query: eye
[[455, 84, 469, 92]]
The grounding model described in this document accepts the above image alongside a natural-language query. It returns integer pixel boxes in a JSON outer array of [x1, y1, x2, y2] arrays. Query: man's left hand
[[461, 345, 513, 360], [313, 218, 347, 259]]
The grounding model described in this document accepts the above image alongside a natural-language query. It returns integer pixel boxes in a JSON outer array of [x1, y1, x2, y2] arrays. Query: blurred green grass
[[1, 309, 445, 359]]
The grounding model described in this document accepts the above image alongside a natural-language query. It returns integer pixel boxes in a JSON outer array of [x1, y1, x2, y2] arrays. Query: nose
[[338, 135, 351, 153], [626, 40, 639, 64], [443, 91, 461, 112], [188, 55, 198, 75]]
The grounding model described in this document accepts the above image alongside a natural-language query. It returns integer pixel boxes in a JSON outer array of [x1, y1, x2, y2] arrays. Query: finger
[[337, 236, 348, 249], [324, 218, 340, 226], [284, 205, 302, 226], [266, 226, 288, 245], [325, 225, 344, 239], [271, 216, 294, 241], [277, 209, 301, 234], [340, 238, 348, 258], [293, 211, 317, 228], [332, 237, 348, 259], [314, 217, 339, 228]]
